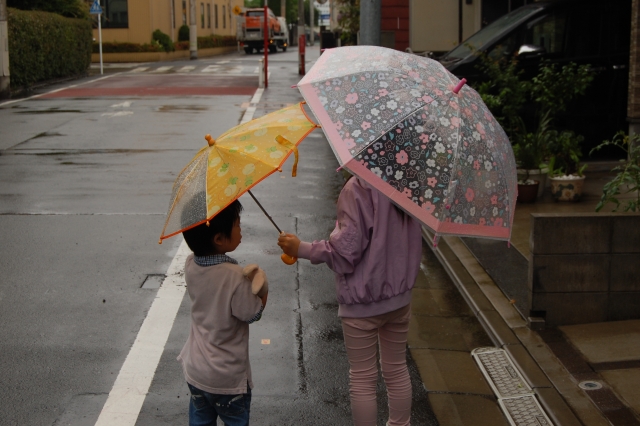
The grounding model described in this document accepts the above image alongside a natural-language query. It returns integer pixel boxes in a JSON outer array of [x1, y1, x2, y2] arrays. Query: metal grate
[[499, 395, 554, 426], [472, 347, 554, 426]]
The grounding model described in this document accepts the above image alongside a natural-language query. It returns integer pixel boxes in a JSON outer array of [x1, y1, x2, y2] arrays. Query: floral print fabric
[[298, 46, 516, 239]]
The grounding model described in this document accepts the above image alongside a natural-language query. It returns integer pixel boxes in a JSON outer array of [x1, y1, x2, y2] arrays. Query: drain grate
[[499, 395, 554, 426], [472, 347, 554, 426]]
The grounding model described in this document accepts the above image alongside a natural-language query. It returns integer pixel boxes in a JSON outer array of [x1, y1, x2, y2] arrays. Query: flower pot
[[517, 168, 547, 197], [517, 181, 539, 203], [549, 175, 585, 201]]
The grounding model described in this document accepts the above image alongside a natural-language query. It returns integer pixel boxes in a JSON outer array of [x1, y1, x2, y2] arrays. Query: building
[[91, 0, 243, 44]]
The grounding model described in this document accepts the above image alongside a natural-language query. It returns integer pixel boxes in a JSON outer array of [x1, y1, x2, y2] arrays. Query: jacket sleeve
[[230, 274, 264, 323], [298, 180, 373, 274]]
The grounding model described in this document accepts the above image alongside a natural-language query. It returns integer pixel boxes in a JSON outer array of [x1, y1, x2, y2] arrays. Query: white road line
[[131, 67, 149, 73], [201, 65, 219, 73], [177, 66, 195, 72], [0, 73, 122, 107], [240, 88, 264, 124], [94, 86, 263, 425], [216, 60, 230, 64], [94, 241, 190, 426]]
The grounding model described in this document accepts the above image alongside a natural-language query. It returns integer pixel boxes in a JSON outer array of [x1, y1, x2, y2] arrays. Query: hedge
[[8, 8, 92, 89], [92, 35, 236, 53]]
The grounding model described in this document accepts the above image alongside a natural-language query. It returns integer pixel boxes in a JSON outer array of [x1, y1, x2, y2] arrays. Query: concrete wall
[[409, 0, 481, 54], [528, 213, 640, 327]]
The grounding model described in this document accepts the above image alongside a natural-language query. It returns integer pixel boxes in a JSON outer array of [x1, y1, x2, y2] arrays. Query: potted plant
[[547, 130, 588, 201], [590, 131, 640, 212], [513, 113, 552, 202]]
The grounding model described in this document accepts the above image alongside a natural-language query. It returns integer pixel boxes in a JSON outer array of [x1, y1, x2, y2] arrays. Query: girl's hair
[[182, 200, 243, 255]]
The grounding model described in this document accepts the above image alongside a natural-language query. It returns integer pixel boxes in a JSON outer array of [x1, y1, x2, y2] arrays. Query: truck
[[236, 7, 288, 54]]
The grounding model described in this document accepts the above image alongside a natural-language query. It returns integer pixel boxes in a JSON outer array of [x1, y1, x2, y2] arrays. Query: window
[[215, 4, 218, 29], [207, 3, 211, 28], [524, 12, 566, 57], [100, 0, 128, 28], [171, 0, 176, 28], [201, 3, 205, 28], [182, 0, 187, 25], [223, 5, 226, 29]]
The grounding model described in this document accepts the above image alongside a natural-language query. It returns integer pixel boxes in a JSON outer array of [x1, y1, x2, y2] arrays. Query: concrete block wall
[[528, 213, 640, 326]]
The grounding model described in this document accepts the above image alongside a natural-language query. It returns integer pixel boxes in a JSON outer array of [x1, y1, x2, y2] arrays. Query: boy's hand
[[278, 232, 301, 257]]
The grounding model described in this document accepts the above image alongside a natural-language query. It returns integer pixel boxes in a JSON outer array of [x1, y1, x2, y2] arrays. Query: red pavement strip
[[41, 74, 258, 98], [41, 86, 257, 98]]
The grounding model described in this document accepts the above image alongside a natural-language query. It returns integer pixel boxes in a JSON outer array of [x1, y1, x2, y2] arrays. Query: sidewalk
[[415, 167, 640, 425], [274, 47, 639, 425]]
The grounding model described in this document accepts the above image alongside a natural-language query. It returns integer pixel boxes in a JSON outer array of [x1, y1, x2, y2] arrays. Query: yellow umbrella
[[160, 102, 319, 263]]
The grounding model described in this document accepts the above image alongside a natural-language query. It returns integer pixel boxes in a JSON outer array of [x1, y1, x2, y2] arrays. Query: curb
[[422, 227, 610, 426]]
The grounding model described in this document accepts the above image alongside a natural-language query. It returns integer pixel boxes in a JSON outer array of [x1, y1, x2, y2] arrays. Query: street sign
[[89, 0, 103, 15]]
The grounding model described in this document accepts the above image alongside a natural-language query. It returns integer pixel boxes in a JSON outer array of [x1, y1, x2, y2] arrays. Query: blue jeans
[[187, 383, 251, 426]]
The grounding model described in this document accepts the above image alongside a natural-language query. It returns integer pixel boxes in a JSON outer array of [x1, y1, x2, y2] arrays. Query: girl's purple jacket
[[297, 177, 423, 318]]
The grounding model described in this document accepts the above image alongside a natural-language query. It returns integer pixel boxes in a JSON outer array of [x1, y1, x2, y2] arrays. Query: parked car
[[438, 0, 631, 157]]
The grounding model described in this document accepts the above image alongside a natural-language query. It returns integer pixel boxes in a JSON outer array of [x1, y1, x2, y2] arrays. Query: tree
[[7, 0, 89, 19], [333, 0, 358, 44]]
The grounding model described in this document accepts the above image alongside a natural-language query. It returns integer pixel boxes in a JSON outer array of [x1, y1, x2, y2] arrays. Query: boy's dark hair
[[182, 200, 243, 256]]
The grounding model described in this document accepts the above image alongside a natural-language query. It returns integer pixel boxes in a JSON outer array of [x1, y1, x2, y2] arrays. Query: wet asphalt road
[[0, 49, 437, 425]]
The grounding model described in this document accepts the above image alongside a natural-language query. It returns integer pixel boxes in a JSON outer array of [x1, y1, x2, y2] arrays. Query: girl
[[278, 175, 422, 426]]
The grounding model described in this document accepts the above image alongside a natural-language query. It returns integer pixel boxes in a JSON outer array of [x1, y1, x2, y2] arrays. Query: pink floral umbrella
[[297, 46, 517, 241]]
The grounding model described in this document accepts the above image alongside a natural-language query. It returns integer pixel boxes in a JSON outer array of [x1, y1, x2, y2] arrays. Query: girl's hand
[[278, 232, 301, 257]]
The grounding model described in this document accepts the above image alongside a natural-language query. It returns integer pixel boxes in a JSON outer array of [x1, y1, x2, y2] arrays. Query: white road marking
[[153, 66, 173, 73], [177, 66, 195, 72], [240, 88, 264, 124], [94, 85, 263, 425], [201, 65, 219, 73], [111, 101, 132, 108], [0, 74, 121, 107], [94, 241, 190, 426], [131, 67, 149, 73], [101, 111, 134, 117], [216, 60, 230, 64]]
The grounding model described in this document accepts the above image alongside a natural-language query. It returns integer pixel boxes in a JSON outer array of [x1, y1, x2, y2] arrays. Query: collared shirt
[[192, 253, 263, 324], [194, 254, 238, 267]]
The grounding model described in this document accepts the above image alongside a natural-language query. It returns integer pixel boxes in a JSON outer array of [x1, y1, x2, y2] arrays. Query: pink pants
[[341, 304, 412, 426]]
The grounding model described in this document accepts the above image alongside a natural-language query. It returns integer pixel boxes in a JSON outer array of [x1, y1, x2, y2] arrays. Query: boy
[[178, 200, 268, 426]]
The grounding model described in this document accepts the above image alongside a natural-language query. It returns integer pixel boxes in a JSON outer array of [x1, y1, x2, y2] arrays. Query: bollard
[[298, 34, 306, 75], [258, 58, 265, 88]]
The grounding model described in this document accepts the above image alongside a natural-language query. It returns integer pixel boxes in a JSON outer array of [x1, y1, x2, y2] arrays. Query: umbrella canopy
[[160, 102, 318, 242], [297, 46, 517, 240]]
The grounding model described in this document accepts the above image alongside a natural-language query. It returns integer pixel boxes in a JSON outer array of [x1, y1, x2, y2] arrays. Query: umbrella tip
[[452, 78, 467, 94], [291, 85, 297, 89], [205, 134, 215, 146]]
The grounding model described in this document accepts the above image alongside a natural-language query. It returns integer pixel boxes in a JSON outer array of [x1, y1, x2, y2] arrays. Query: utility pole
[[309, 0, 314, 46], [189, 0, 198, 59], [0, 0, 10, 99], [360, 0, 381, 46], [281, 0, 285, 19]]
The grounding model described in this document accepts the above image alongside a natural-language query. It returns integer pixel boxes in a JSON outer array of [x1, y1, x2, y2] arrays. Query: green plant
[[590, 132, 640, 212], [152, 29, 174, 52], [334, 0, 359, 45], [8, 0, 89, 19], [178, 24, 190, 42], [8, 7, 92, 89], [512, 111, 552, 176], [475, 55, 531, 139], [546, 130, 586, 176]]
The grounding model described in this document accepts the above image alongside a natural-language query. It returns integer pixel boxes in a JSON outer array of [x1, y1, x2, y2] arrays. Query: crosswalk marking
[[131, 67, 149, 73], [201, 65, 219, 73], [177, 66, 196, 72], [152, 66, 173, 73]]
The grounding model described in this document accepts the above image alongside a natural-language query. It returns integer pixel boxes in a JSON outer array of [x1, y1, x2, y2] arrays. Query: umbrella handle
[[281, 253, 298, 265]]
